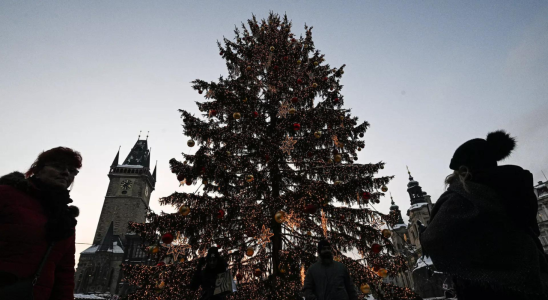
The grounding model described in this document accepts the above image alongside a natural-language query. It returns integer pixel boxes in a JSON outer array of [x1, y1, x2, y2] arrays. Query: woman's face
[[35, 162, 78, 189], [207, 256, 218, 269]]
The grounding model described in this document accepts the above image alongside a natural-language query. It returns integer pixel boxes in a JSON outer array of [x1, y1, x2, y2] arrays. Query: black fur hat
[[318, 239, 331, 254], [450, 130, 516, 171]]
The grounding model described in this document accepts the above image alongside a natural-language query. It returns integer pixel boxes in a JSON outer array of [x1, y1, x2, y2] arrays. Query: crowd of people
[[0, 130, 547, 300]]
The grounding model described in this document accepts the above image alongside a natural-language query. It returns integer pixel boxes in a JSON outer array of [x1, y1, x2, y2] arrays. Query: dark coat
[[421, 166, 548, 300], [190, 258, 228, 300], [302, 259, 358, 300], [0, 172, 76, 300]]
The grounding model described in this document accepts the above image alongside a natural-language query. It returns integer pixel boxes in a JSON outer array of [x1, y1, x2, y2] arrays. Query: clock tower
[[74, 138, 156, 296]]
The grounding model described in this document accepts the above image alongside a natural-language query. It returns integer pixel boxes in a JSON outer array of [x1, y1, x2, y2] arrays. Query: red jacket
[[0, 173, 75, 300]]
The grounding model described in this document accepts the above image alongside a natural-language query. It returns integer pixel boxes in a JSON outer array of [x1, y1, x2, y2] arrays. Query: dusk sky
[[1, 1, 547, 266]]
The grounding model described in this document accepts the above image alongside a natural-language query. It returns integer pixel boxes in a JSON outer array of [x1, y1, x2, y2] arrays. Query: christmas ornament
[[246, 66, 251, 71], [270, 46, 275, 51], [236, 273, 244, 281], [242, 97, 247, 103], [256, 225, 274, 248], [265, 154, 270, 162], [371, 243, 382, 254], [187, 140, 195, 147], [360, 283, 371, 294], [381, 185, 388, 192], [148, 245, 159, 254], [304, 204, 318, 214], [177, 173, 185, 182], [362, 192, 371, 200], [289, 108, 296, 115], [280, 136, 297, 155], [198, 90, 203, 94], [334, 180, 342, 185], [334, 154, 342, 163], [246, 174, 254, 182], [291, 97, 298, 103], [314, 61, 318, 66], [209, 109, 217, 116], [246, 247, 255, 256], [179, 205, 190, 216], [297, 60, 302, 64], [157, 262, 165, 267], [314, 131, 322, 139], [203, 179, 208, 185], [378, 268, 388, 278], [312, 83, 318, 88], [334, 98, 339, 103], [293, 123, 301, 131], [253, 111, 259, 117], [273, 66, 279, 71], [233, 112, 241, 119], [279, 265, 287, 274], [323, 76, 328, 81], [307, 231, 312, 236], [275, 211, 286, 223], [283, 56, 289, 61], [339, 115, 344, 120], [277, 101, 290, 118], [382, 229, 392, 238], [358, 147, 362, 151], [297, 78, 303, 84], [186, 178, 192, 185], [226, 151, 231, 156], [254, 268, 262, 277], [217, 209, 225, 219], [162, 233, 174, 244], [327, 158, 333, 164], [359, 133, 364, 137]]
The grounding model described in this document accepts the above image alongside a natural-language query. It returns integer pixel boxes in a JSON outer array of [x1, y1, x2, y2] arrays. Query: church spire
[[152, 160, 157, 181], [406, 166, 427, 205], [111, 146, 120, 168]]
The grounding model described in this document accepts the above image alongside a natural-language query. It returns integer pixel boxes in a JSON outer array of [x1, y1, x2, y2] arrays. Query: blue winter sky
[[1, 1, 547, 265]]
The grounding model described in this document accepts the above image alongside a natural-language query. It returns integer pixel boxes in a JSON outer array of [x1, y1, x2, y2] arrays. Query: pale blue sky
[[1, 1, 547, 265]]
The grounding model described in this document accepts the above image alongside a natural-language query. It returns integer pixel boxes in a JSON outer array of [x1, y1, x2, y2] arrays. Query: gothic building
[[389, 169, 449, 299], [74, 138, 156, 296], [535, 179, 548, 253]]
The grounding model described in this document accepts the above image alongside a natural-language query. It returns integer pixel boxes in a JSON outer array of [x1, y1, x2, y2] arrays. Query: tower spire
[[152, 160, 157, 181], [111, 146, 120, 168], [138, 130, 142, 140], [407, 165, 413, 180], [146, 131, 149, 141]]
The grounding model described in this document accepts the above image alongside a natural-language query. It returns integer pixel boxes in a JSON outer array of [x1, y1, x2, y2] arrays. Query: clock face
[[120, 180, 133, 190]]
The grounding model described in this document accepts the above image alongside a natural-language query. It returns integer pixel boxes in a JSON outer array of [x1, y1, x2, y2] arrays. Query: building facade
[[74, 139, 156, 296], [535, 179, 548, 253]]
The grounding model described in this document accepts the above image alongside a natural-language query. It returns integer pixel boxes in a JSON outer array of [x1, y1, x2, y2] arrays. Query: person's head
[[26, 147, 82, 190], [206, 247, 219, 270], [446, 130, 515, 190], [318, 239, 333, 260]]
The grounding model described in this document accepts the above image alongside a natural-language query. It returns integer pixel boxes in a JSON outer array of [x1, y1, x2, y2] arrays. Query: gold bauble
[[246, 66, 251, 71], [149, 246, 159, 254], [314, 131, 322, 139], [382, 229, 392, 238], [378, 268, 388, 278], [157, 281, 166, 289], [226, 151, 231, 156], [270, 46, 275, 51], [242, 98, 247, 103], [246, 247, 254, 257], [187, 140, 195, 147], [202, 179, 208, 185], [327, 158, 333, 164], [179, 205, 190, 216], [360, 283, 371, 294], [233, 112, 241, 119], [334, 154, 342, 163], [289, 108, 296, 115], [358, 147, 362, 151], [297, 60, 302, 65], [334, 180, 342, 185], [381, 185, 388, 192], [314, 61, 319, 66], [334, 255, 341, 262], [179, 258, 185, 263], [246, 174, 254, 182], [279, 264, 287, 274], [274, 211, 286, 223], [339, 116, 344, 120], [307, 231, 312, 236], [340, 70, 345, 74], [312, 83, 318, 88]]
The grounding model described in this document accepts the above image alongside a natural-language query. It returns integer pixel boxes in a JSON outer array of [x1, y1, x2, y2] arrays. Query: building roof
[[81, 222, 124, 255], [123, 139, 150, 167]]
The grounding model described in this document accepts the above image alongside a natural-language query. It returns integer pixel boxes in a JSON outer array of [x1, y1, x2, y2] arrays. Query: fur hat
[[206, 247, 219, 259], [450, 130, 516, 171]]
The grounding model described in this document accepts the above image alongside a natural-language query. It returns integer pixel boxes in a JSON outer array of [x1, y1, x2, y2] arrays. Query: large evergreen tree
[[123, 13, 420, 300]]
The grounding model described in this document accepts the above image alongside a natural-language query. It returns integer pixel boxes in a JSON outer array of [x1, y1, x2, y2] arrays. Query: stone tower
[[534, 179, 548, 253], [405, 167, 432, 251], [388, 195, 415, 290], [74, 138, 156, 296]]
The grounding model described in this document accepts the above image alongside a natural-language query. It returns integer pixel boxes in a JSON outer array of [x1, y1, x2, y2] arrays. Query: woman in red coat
[[0, 147, 81, 300]]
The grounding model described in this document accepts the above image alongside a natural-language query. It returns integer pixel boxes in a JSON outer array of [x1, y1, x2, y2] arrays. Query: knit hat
[[318, 239, 331, 253], [206, 247, 219, 259], [449, 130, 516, 171]]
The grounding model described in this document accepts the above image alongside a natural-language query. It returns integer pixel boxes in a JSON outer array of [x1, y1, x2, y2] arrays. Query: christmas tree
[[123, 13, 420, 300]]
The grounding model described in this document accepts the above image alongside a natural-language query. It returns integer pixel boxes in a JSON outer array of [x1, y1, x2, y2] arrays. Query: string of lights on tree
[[122, 13, 421, 300]]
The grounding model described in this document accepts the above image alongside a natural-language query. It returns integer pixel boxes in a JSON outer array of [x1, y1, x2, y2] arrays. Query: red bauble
[[293, 123, 301, 131], [273, 66, 279, 71], [236, 273, 244, 281], [297, 78, 303, 84], [291, 38, 296, 43], [304, 204, 318, 214], [307, 151, 313, 158], [254, 269, 262, 277], [375, 199, 380, 204], [371, 243, 382, 254], [186, 178, 192, 185], [283, 56, 289, 61], [157, 262, 166, 267], [362, 192, 371, 200], [253, 111, 259, 118], [291, 97, 298, 103], [323, 76, 328, 81], [334, 98, 339, 103], [219, 51, 224, 56], [162, 233, 174, 244], [198, 90, 203, 94], [217, 209, 225, 219], [177, 173, 185, 182], [209, 109, 217, 116]]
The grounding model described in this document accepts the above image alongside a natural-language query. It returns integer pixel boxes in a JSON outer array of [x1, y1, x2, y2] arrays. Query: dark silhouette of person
[[421, 130, 548, 300], [190, 247, 228, 300], [303, 240, 358, 300]]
